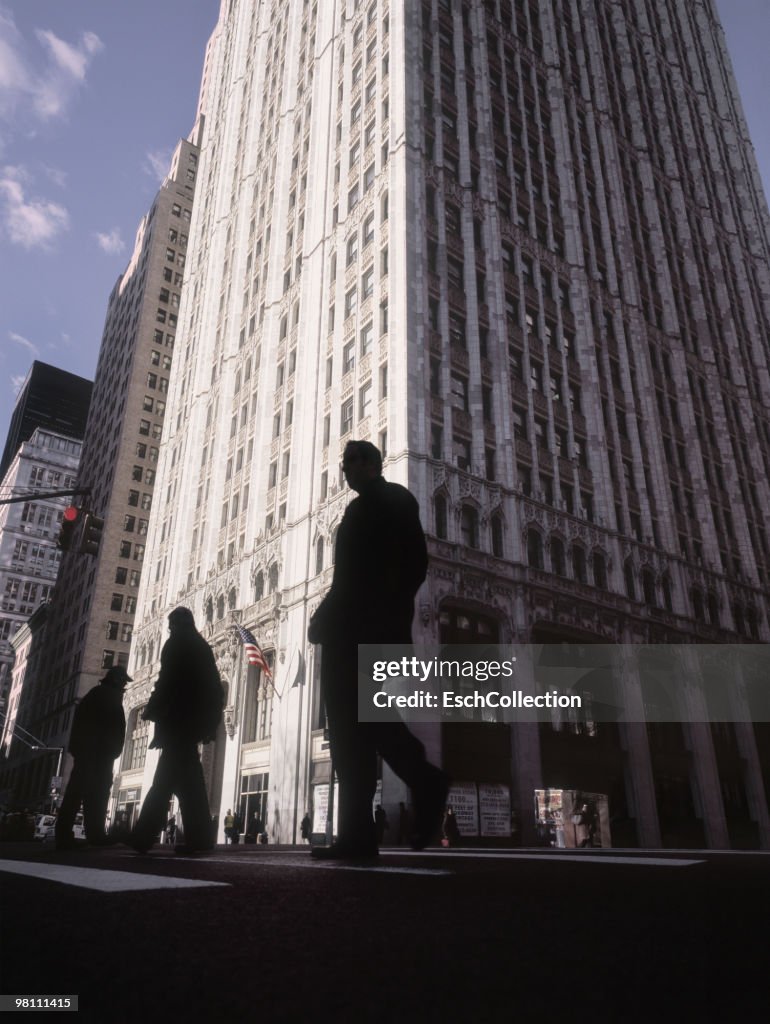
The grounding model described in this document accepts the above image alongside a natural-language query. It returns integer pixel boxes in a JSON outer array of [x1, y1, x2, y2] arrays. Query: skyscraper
[[0, 133, 201, 810], [120, 0, 769, 849], [0, 428, 83, 712], [0, 362, 92, 481]]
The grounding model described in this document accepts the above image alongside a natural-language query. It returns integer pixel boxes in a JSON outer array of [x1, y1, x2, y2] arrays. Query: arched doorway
[[532, 624, 633, 846], [437, 604, 511, 843]]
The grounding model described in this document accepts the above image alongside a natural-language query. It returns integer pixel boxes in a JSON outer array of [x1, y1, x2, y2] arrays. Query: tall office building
[[121, 0, 769, 849], [0, 134, 201, 809], [0, 428, 83, 712], [0, 362, 92, 481]]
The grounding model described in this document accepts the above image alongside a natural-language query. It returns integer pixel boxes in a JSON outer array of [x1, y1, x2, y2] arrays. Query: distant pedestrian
[[374, 804, 389, 845], [165, 815, 177, 845], [397, 802, 411, 845], [128, 607, 224, 856], [224, 808, 235, 844], [442, 807, 461, 848], [55, 666, 131, 851], [300, 813, 311, 843], [231, 810, 242, 845]]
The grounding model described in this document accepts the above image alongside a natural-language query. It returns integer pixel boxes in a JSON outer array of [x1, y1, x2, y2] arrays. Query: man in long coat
[[129, 607, 222, 855], [309, 440, 448, 859]]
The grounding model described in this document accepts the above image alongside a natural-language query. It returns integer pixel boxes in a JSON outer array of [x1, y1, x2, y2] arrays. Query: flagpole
[[232, 625, 249, 835], [291, 646, 303, 842]]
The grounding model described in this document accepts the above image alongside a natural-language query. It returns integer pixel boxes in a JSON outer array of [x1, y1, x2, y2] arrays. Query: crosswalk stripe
[[400, 851, 704, 867], [0, 860, 231, 892], [168, 851, 702, 870]]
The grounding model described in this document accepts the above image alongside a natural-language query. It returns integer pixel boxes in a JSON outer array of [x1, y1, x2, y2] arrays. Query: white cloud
[[32, 28, 103, 118], [11, 373, 26, 395], [8, 331, 40, 357], [95, 227, 125, 255], [0, 9, 103, 125], [144, 148, 173, 183], [35, 28, 102, 83], [0, 165, 69, 248], [0, 8, 30, 121]]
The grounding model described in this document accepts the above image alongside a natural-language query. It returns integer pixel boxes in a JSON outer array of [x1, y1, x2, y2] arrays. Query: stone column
[[678, 646, 729, 850], [508, 594, 542, 846], [617, 645, 661, 848]]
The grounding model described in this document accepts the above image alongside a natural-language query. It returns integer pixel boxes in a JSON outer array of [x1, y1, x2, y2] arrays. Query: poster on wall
[[479, 783, 511, 837], [312, 782, 339, 835], [448, 782, 479, 836]]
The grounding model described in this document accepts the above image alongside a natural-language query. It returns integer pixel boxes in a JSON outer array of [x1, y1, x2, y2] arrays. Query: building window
[[341, 398, 354, 435], [572, 545, 587, 584], [593, 552, 607, 590], [362, 267, 374, 299], [460, 505, 479, 548], [123, 708, 150, 771], [360, 320, 373, 355], [435, 494, 448, 539], [624, 560, 636, 600], [551, 537, 566, 576], [491, 516, 504, 557], [527, 530, 544, 570], [343, 339, 356, 375], [346, 233, 358, 265], [362, 212, 375, 247], [315, 538, 324, 575], [450, 373, 468, 411], [359, 381, 373, 419]]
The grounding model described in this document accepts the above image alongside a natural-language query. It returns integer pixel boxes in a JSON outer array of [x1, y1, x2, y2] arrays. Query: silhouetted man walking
[[129, 607, 223, 855], [308, 440, 448, 859], [55, 666, 130, 850]]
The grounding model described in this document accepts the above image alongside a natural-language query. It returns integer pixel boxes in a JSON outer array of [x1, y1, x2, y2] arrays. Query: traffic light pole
[[0, 487, 92, 505]]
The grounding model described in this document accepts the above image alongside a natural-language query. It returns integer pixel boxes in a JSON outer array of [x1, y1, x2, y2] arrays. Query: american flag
[[236, 624, 272, 678]]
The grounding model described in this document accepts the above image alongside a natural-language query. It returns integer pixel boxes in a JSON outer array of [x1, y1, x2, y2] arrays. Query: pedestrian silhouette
[[222, 806, 234, 839], [300, 812, 312, 843], [308, 440, 449, 859], [374, 804, 389, 844], [442, 806, 461, 848], [55, 665, 131, 850], [128, 606, 223, 855], [165, 814, 177, 845]]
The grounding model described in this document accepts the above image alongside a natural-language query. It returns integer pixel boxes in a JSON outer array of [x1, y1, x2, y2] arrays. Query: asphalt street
[[1, 842, 768, 1023]]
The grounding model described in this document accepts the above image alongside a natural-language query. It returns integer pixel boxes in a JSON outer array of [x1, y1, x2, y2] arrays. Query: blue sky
[[0, 0, 768, 442]]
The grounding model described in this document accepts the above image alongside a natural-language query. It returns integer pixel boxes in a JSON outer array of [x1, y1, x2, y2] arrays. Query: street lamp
[[31, 746, 64, 813]]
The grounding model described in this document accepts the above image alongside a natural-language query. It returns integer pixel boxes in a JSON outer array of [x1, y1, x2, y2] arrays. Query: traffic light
[[80, 512, 105, 556], [57, 506, 81, 551]]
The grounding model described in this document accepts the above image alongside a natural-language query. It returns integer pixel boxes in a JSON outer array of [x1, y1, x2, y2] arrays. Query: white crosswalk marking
[[178, 851, 702, 870], [397, 851, 704, 867], [0, 860, 231, 892]]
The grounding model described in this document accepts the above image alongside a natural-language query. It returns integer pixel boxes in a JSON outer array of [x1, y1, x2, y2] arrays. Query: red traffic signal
[[57, 506, 81, 551]]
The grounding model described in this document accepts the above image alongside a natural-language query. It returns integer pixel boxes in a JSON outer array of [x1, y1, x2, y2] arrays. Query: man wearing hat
[[55, 665, 131, 850]]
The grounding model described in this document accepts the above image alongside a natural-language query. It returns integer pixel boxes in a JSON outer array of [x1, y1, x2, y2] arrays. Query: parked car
[[34, 813, 85, 841]]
